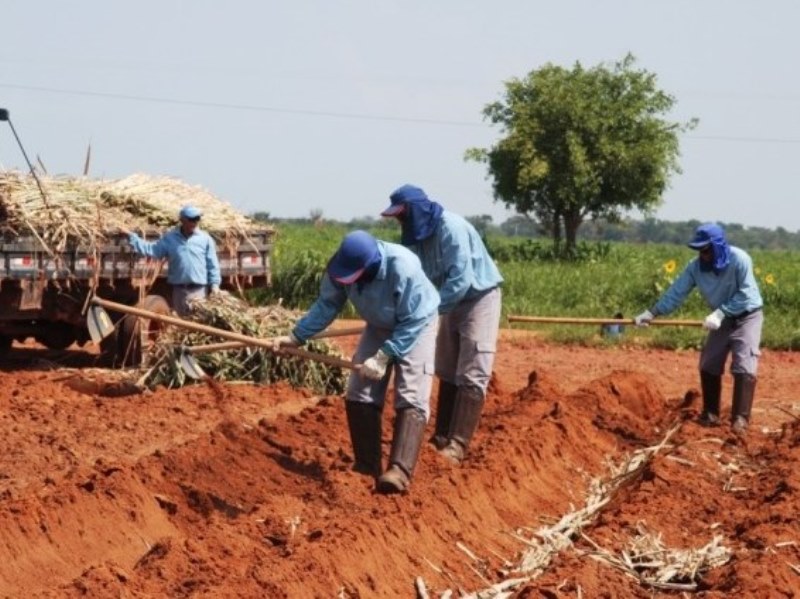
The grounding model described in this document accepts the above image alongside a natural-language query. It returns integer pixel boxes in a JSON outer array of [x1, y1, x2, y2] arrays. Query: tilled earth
[[0, 330, 798, 598]]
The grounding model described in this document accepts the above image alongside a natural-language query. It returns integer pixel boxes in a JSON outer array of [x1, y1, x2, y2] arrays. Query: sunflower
[[765, 273, 775, 285], [663, 259, 677, 274]]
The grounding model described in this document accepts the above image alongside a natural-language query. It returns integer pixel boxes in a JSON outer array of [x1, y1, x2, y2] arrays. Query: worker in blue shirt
[[635, 223, 763, 434], [382, 185, 503, 464], [124, 205, 222, 316], [274, 230, 439, 494]]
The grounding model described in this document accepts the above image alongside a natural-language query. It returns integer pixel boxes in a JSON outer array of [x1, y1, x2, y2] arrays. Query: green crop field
[[257, 222, 799, 350]]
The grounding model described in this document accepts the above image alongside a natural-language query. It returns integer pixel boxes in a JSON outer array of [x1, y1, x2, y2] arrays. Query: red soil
[[0, 332, 798, 598]]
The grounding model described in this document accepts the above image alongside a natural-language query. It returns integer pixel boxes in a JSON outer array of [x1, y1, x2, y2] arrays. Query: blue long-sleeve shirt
[[128, 228, 221, 287], [293, 241, 439, 358], [652, 246, 763, 317], [409, 211, 503, 313]]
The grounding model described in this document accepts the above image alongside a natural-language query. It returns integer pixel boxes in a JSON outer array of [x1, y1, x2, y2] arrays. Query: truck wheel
[[35, 323, 78, 350], [102, 295, 171, 368]]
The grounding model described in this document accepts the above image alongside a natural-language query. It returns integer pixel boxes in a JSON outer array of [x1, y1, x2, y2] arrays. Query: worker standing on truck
[[634, 223, 764, 435], [123, 205, 222, 316], [273, 230, 439, 495], [381, 184, 503, 465]]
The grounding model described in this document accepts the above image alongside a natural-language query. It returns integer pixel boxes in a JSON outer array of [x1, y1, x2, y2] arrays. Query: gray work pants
[[700, 309, 763, 376], [435, 287, 502, 393], [346, 317, 438, 419], [172, 284, 207, 317]]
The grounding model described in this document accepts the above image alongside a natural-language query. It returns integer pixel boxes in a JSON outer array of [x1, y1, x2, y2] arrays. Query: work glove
[[703, 309, 725, 331], [634, 309, 654, 327], [272, 331, 302, 351], [360, 349, 391, 381]]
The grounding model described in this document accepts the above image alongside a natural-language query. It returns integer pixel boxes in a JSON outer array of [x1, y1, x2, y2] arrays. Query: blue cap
[[179, 205, 202, 220], [381, 184, 429, 216], [688, 223, 725, 249], [328, 230, 380, 284]]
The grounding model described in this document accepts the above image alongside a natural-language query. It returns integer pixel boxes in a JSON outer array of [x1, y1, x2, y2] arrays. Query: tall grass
[[254, 223, 799, 350]]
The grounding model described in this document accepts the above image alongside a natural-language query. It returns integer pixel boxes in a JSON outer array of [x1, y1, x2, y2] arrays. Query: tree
[[466, 54, 697, 252]]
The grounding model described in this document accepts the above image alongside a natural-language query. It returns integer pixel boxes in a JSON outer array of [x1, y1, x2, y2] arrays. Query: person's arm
[[652, 264, 697, 316], [205, 235, 222, 289], [292, 275, 348, 342], [436, 224, 473, 313], [128, 232, 170, 259]]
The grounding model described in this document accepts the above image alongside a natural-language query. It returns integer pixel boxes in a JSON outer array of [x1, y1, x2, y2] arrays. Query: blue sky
[[1, 1, 798, 230]]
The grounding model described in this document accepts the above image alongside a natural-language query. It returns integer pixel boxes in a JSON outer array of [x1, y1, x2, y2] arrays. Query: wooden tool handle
[[507, 315, 704, 327], [91, 297, 360, 370], [186, 326, 365, 355]]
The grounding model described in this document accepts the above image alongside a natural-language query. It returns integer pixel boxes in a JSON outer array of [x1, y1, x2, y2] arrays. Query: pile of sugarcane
[[0, 170, 272, 254], [141, 292, 349, 396]]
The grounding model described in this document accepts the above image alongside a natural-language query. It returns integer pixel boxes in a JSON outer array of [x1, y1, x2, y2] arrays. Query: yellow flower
[[765, 273, 775, 285], [663, 259, 677, 274]]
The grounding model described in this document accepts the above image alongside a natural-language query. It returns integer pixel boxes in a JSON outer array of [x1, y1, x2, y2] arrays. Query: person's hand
[[634, 309, 654, 327], [119, 227, 134, 237], [360, 349, 391, 381], [272, 332, 301, 351], [703, 309, 725, 331]]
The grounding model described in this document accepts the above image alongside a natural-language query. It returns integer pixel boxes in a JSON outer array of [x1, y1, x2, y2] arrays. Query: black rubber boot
[[376, 408, 426, 494], [440, 385, 485, 464], [698, 370, 722, 427], [431, 380, 457, 450], [345, 401, 382, 478], [731, 373, 757, 435]]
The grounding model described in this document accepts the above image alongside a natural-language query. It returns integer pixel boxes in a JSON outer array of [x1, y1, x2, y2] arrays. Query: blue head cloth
[[179, 205, 202, 220], [381, 184, 444, 245], [688, 223, 730, 273], [327, 230, 382, 285]]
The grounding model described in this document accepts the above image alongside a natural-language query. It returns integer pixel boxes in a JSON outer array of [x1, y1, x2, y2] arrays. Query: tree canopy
[[466, 54, 697, 251]]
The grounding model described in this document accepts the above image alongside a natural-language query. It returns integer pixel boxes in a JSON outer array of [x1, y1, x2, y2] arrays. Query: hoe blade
[[87, 304, 116, 343], [178, 350, 208, 380]]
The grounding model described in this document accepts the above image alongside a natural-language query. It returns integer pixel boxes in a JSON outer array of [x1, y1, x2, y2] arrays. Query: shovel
[[178, 326, 364, 380], [507, 315, 704, 327], [88, 297, 360, 374], [87, 301, 117, 342]]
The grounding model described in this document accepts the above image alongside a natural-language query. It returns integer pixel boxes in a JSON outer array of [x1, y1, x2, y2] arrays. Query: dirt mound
[[1, 335, 799, 597]]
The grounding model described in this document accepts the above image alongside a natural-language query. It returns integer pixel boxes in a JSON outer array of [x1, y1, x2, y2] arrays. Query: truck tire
[[36, 323, 78, 350], [0, 335, 12, 356], [101, 294, 171, 368]]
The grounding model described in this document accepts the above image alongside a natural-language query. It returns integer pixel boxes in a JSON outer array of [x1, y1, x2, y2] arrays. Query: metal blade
[[87, 304, 116, 343], [178, 350, 208, 380]]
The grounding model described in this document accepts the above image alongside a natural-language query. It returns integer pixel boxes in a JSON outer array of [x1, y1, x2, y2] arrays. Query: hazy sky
[[2, 1, 798, 231]]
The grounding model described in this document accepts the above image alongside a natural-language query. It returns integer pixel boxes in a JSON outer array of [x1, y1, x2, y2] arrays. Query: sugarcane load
[[0, 168, 274, 365]]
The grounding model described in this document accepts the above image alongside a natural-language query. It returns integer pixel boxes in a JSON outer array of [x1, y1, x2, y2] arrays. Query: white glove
[[634, 309, 654, 327], [360, 349, 391, 381], [272, 331, 302, 351], [703, 309, 725, 331]]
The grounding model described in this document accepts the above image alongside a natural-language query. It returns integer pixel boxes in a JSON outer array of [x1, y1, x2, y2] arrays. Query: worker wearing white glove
[[287, 231, 439, 496], [272, 331, 301, 351], [703, 309, 725, 331], [634, 309, 654, 327], [639, 223, 763, 435], [360, 349, 391, 381]]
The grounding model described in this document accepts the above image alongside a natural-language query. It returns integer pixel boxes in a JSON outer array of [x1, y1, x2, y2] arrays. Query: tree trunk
[[550, 209, 562, 248], [564, 209, 583, 252]]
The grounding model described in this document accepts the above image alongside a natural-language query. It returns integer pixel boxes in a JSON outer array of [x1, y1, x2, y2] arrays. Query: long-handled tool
[[178, 326, 364, 380], [87, 297, 360, 373], [507, 315, 704, 327]]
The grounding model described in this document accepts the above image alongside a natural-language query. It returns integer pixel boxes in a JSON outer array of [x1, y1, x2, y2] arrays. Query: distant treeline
[[251, 212, 800, 250]]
